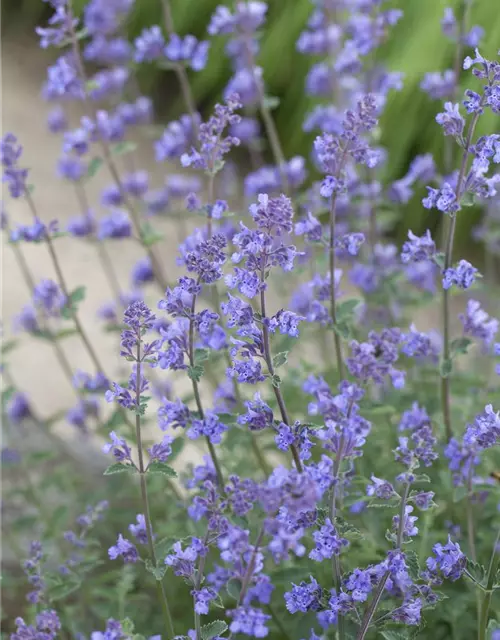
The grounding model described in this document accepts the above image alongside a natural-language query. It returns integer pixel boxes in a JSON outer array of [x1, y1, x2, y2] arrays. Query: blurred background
[[3, 0, 500, 249]]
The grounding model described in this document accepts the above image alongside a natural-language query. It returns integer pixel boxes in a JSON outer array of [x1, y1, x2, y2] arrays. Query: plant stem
[[24, 192, 107, 376], [477, 529, 500, 640], [259, 269, 303, 472], [188, 284, 225, 489], [67, 2, 168, 293], [135, 339, 175, 639], [440, 105, 483, 441], [328, 189, 347, 381], [357, 483, 410, 640], [243, 36, 289, 191], [330, 433, 346, 640], [466, 465, 477, 563], [160, 0, 199, 132]]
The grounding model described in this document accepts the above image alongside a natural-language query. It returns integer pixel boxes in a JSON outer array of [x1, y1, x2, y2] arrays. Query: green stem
[[135, 339, 175, 639], [441, 105, 483, 441], [259, 269, 303, 473], [357, 484, 410, 640], [478, 529, 500, 640]]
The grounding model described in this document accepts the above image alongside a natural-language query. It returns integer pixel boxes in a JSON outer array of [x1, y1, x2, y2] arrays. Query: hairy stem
[[135, 339, 175, 639], [329, 189, 347, 381], [188, 285, 225, 489], [259, 268, 303, 472], [357, 483, 410, 640], [478, 529, 500, 640], [441, 105, 483, 441]]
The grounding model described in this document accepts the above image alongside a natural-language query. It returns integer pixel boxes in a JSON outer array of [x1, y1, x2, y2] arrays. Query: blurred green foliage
[[4, 0, 500, 248]]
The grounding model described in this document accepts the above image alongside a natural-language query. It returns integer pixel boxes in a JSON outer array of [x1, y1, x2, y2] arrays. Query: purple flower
[[187, 411, 228, 444], [128, 514, 148, 545], [165, 34, 210, 71], [401, 230, 436, 264], [102, 431, 133, 464], [108, 534, 139, 563], [6, 392, 33, 424], [237, 392, 273, 431], [1, 134, 28, 198], [422, 183, 458, 214], [90, 618, 126, 640], [426, 536, 466, 581], [366, 475, 395, 500], [47, 105, 68, 133], [228, 358, 266, 384], [414, 491, 435, 510], [33, 279, 66, 314], [228, 606, 270, 638], [442, 260, 478, 290], [98, 211, 132, 239], [335, 232, 365, 257], [249, 193, 294, 235], [134, 25, 165, 62], [267, 310, 305, 338], [284, 577, 322, 613], [148, 435, 173, 462], [295, 211, 323, 242], [460, 300, 499, 348], [309, 518, 349, 561], [463, 404, 500, 450], [436, 102, 465, 138], [12, 610, 61, 640], [393, 505, 419, 539], [392, 598, 422, 626], [131, 257, 154, 286], [192, 587, 217, 615], [181, 94, 241, 172], [158, 397, 191, 430], [421, 70, 456, 100]]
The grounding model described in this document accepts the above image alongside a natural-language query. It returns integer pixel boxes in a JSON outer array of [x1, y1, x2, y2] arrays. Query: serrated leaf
[[195, 348, 210, 363], [368, 496, 401, 509], [144, 559, 168, 581], [121, 618, 135, 634], [188, 364, 204, 383], [146, 461, 177, 477], [271, 374, 281, 388], [466, 559, 487, 585], [413, 474, 431, 484], [104, 463, 137, 475], [450, 337, 473, 357], [461, 191, 476, 207], [336, 298, 362, 322], [440, 358, 453, 378], [272, 351, 289, 368], [405, 550, 420, 582], [201, 621, 228, 640]]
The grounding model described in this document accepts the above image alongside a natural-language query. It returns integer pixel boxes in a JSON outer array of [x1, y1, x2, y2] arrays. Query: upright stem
[[134, 339, 175, 638], [466, 466, 477, 563], [259, 269, 303, 472], [330, 434, 346, 640], [441, 106, 483, 440], [188, 285, 225, 489], [24, 192, 107, 376], [357, 483, 410, 640], [67, 2, 168, 293], [478, 529, 500, 640], [329, 190, 346, 381], [160, 0, 199, 132], [243, 36, 289, 191]]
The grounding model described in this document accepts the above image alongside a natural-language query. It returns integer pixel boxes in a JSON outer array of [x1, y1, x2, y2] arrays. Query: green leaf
[[144, 559, 168, 581], [380, 631, 413, 640], [47, 575, 82, 601], [86, 157, 104, 179], [142, 225, 164, 247], [433, 252, 445, 269], [147, 461, 177, 477], [61, 286, 86, 319], [201, 621, 228, 640], [169, 437, 185, 462], [367, 496, 401, 509], [188, 364, 204, 382], [271, 374, 282, 388], [453, 485, 468, 503], [461, 191, 476, 207], [195, 348, 210, 363], [440, 358, 453, 378], [121, 618, 135, 634], [333, 321, 350, 340], [103, 463, 137, 475], [336, 298, 362, 322], [413, 474, 431, 484], [111, 141, 138, 156], [226, 578, 242, 600], [405, 550, 420, 582], [272, 351, 289, 368], [450, 337, 473, 357], [466, 559, 487, 585]]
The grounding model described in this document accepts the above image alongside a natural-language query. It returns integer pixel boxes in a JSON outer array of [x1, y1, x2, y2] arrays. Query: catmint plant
[[2, 1, 500, 639]]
